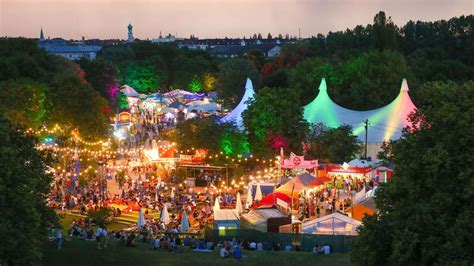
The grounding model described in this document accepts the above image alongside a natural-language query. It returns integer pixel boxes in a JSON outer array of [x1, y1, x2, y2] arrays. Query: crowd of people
[[296, 175, 375, 221]]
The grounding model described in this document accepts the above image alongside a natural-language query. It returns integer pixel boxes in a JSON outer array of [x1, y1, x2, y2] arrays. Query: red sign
[[282, 154, 318, 169], [293, 156, 301, 166], [326, 165, 371, 175]]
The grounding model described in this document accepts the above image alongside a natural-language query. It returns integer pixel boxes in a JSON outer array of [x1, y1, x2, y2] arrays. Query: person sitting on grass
[[197, 239, 206, 250], [312, 244, 320, 254], [322, 243, 331, 255], [233, 245, 242, 260], [220, 246, 230, 258], [126, 232, 136, 247]]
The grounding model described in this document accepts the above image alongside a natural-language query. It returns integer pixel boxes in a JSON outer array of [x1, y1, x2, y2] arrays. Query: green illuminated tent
[[303, 79, 417, 144]]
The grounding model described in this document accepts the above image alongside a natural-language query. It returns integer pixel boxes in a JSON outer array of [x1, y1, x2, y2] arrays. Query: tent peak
[[401, 78, 409, 92], [318, 78, 327, 91], [245, 78, 253, 91]]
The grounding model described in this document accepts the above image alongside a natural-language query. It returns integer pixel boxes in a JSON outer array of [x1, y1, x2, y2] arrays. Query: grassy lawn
[[44, 239, 351, 266], [59, 213, 130, 235]]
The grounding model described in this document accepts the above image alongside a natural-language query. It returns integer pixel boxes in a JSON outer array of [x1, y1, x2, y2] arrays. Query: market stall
[[302, 212, 361, 236]]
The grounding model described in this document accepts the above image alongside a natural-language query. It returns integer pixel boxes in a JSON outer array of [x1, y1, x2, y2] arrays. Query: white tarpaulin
[[302, 212, 361, 236]]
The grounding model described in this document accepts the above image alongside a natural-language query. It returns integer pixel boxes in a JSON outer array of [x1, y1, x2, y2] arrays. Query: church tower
[[127, 23, 135, 43], [40, 28, 45, 41]]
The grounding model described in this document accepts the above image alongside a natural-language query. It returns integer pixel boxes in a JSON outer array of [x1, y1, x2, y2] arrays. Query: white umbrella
[[235, 192, 243, 213], [213, 197, 220, 211], [245, 184, 253, 209], [180, 210, 190, 232], [137, 208, 146, 229], [255, 183, 263, 201], [161, 204, 171, 225]]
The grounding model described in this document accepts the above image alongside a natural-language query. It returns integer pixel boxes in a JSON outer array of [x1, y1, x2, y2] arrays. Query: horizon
[[1, 0, 472, 40]]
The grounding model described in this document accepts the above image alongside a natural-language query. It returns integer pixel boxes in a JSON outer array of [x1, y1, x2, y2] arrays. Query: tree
[[216, 58, 261, 109], [243, 87, 309, 157], [306, 123, 360, 163], [0, 116, 57, 265], [78, 59, 120, 103], [351, 81, 474, 265], [0, 80, 49, 129], [47, 74, 110, 140], [332, 50, 412, 110], [372, 11, 398, 50], [123, 63, 161, 93], [288, 57, 335, 106], [175, 118, 248, 157], [188, 74, 202, 92], [202, 72, 217, 92], [245, 49, 266, 72]]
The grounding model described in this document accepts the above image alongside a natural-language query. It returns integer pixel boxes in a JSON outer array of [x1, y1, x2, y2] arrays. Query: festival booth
[[325, 162, 372, 181], [252, 192, 292, 210], [214, 209, 240, 232], [249, 182, 275, 199], [121, 85, 141, 107], [241, 208, 290, 232], [302, 212, 361, 236], [345, 197, 377, 221]]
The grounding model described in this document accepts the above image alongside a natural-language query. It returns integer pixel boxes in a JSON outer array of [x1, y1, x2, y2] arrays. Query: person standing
[[102, 226, 108, 249], [96, 226, 103, 250], [55, 228, 63, 251]]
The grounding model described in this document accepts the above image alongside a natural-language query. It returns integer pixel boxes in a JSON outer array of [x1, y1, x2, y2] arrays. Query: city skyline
[[1, 0, 472, 40]]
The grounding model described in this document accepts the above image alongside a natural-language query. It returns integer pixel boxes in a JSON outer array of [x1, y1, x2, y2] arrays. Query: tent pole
[[364, 119, 369, 159]]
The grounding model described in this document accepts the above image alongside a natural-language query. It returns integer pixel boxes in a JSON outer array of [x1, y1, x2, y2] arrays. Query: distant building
[[175, 37, 293, 58], [37, 29, 102, 60], [127, 23, 135, 43], [209, 43, 282, 59], [152, 33, 183, 44], [39, 28, 45, 41]]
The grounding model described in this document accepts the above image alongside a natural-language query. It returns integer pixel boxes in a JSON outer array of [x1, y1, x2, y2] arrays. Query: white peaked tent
[[137, 208, 146, 229], [219, 78, 255, 130], [161, 204, 171, 225], [213, 198, 221, 211], [180, 210, 190, 232], [235, 192, 243, 213], [245, 185, 253, 209], [302, 212, 362, 236], [303, 79, 417, 143], [254, 183, 263, 201], [121, 85, 140, 97]]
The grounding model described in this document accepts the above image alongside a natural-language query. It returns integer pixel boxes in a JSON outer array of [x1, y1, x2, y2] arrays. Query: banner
[[326, 165, 371, 175], [282, 153, 318, 169]]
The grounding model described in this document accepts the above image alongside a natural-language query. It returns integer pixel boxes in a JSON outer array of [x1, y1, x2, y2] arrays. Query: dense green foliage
[[0, 38, 110, 140], [306, 123, 361, 163], [0, 116, 57, 265], [264, 13, 473, 110], [242, 87, 308, 158], [97, 42, 218, 93], [216, 58, 261, 109], [175, 118, 249, 158], [351, 81, 474, 265]]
